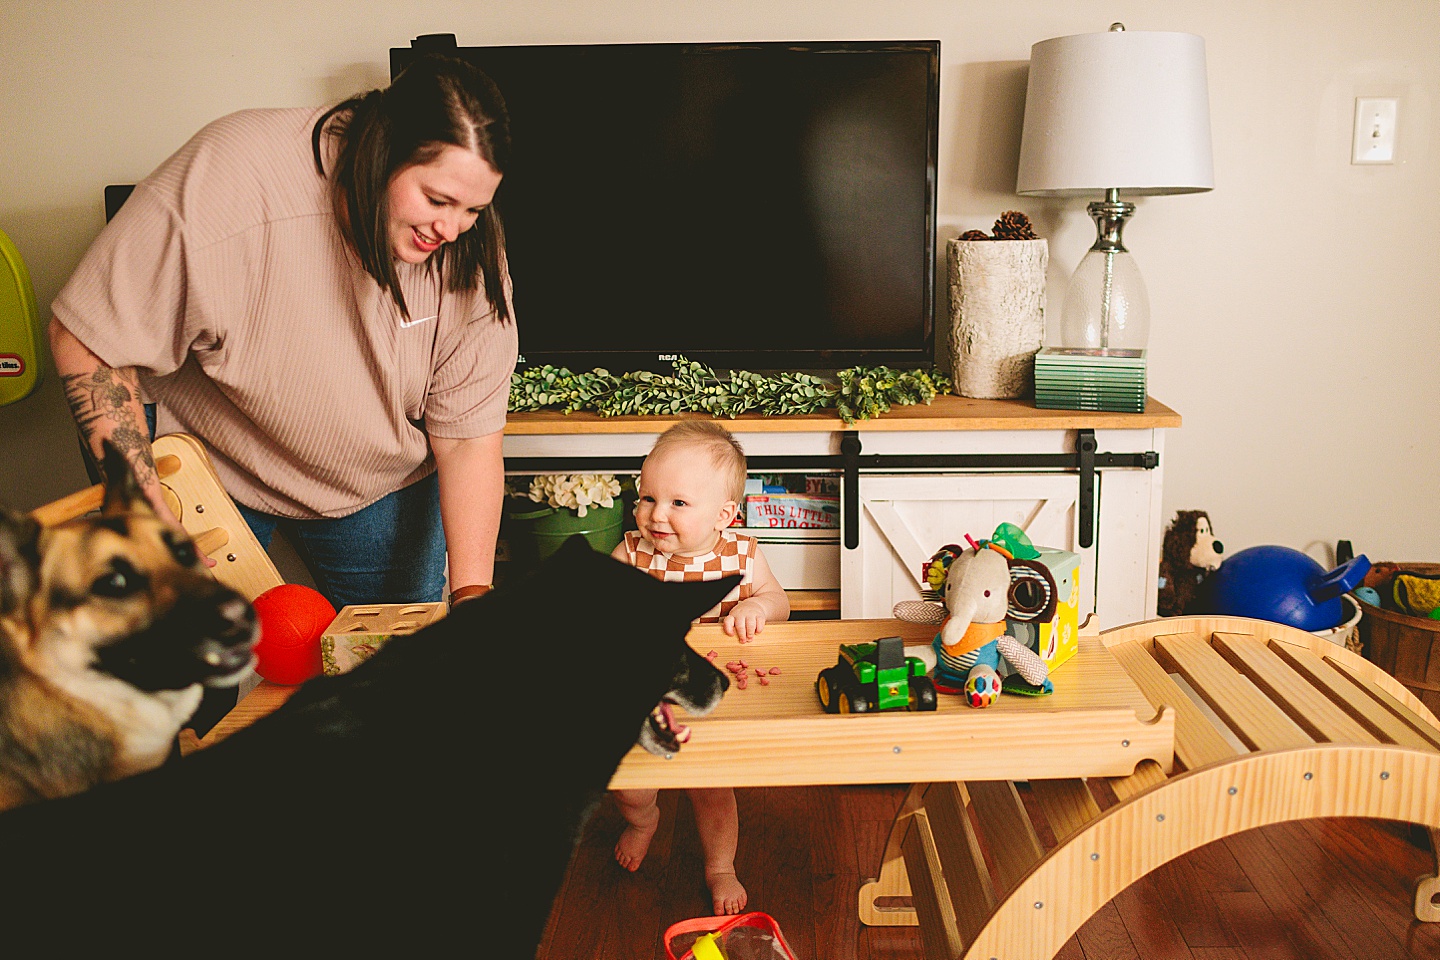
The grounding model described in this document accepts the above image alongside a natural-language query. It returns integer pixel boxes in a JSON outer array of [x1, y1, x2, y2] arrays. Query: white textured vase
[[947, 238, 1048, 399]]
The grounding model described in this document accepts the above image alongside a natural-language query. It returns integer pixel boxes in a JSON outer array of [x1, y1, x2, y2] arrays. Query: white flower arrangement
[[527, 473, 622, 518]]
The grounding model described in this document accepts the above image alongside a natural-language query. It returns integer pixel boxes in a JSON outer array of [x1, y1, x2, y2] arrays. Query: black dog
[[0, 535, 732, 957]]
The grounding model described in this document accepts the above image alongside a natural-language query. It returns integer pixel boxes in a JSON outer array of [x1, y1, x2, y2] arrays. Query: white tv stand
[[503, 395, 1180, 629]]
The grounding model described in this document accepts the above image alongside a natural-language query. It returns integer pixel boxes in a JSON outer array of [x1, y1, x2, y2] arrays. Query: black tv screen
[[393, 38, 939, 374]]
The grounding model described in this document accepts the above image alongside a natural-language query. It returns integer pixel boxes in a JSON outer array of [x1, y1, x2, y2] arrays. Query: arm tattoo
[[58, 368, 159, 488]]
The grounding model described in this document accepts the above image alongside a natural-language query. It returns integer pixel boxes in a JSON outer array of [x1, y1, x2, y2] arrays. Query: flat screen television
[[393, 37, 940, 375]]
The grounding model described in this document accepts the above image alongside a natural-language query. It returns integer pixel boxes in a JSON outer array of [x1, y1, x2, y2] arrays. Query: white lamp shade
[[1016, 30, 1214, 197]]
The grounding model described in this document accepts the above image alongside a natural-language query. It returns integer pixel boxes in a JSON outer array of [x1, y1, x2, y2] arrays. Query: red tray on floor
[[663, 911, 800, 960]]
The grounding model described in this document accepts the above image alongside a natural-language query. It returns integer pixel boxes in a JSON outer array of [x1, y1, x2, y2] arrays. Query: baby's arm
[[723, 547, 791, 642]]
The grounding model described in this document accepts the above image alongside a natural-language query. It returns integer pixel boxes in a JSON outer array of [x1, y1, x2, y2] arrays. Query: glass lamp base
[[1058, 194, 1151, 350], [1059, 248, 1150, 350]]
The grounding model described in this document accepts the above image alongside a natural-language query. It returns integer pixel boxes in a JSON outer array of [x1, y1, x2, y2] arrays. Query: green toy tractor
[[815, 636, 937, 714]]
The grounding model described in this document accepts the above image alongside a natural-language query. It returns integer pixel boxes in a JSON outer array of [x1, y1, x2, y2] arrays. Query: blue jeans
[[146, 404, 447, 610], [235, 473, 448, 609]]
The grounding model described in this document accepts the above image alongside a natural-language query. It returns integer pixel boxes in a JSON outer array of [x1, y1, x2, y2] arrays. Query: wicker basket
[[1313, 595, 1363, 654], [1358, 561, 1440, 715]]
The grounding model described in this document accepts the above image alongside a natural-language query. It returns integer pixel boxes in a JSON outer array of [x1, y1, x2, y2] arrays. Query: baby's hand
[[722, 600, 767, 643]]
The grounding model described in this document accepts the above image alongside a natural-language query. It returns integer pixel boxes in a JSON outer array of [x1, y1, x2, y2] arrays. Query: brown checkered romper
[[621, 530, 758, 622]]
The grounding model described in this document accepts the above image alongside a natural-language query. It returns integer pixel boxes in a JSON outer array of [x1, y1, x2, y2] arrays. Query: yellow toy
[[1033, 545, 1081, 671]]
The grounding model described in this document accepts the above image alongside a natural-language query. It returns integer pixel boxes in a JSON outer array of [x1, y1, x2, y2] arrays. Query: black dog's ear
[[99, 439, 152, 517], [530, 533, 738, 627], [0, 508, 40, 616], [660, 574, 740, 625], [553, 533, 599, 564]]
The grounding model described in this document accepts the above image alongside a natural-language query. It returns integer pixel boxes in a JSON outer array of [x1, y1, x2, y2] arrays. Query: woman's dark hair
[[311, 54, 511, 322]]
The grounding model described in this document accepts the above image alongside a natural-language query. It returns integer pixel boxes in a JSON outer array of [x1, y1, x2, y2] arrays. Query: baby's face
[[634, 447, 738, 557]]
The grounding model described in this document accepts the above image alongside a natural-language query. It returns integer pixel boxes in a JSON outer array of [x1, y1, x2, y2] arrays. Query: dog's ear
[[99, 439, 152, 517], [0, 508, 40, 616], [659, 574, 740, 626], [539, 534, 739, 628]]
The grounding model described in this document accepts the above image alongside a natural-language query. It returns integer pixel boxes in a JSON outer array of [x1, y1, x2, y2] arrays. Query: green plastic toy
[[815, 636, 937, 713], [988, 521, 1040, 560]]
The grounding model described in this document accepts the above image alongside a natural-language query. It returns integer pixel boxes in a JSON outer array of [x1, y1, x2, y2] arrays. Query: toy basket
[[1312, 594, 1363, 654], [1357, 561, 1440, 716], [662, 911, 799, 960]]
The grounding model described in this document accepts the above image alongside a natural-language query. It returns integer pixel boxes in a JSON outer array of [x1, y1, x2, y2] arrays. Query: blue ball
[[1208, 545, 1346, 632], [1354, 586, 1382, 607]]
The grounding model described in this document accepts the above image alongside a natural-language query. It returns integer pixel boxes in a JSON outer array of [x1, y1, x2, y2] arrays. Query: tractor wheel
[[910, 676, 938, 711], [816, 671, 839, 713]]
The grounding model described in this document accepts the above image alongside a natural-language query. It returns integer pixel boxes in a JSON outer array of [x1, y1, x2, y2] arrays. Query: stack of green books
[[1033, 347, 1147, 413]]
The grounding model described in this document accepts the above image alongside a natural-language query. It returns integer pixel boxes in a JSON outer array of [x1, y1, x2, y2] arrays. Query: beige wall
[[3, 0, 1437, 568]]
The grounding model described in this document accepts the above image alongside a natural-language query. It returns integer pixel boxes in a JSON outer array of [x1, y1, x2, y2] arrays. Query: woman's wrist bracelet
[[448, 584, 493, 607]]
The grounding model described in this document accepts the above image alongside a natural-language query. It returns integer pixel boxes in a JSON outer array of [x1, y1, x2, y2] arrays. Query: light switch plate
[[1352, 97, 1398, 164]]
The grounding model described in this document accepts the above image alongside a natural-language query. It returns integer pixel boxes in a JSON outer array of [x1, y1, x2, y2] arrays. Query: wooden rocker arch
[[861, 615, 1440, 960]]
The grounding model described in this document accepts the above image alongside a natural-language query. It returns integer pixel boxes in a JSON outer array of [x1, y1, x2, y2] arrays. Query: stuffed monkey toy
[[1157, 510, 1224, 616]]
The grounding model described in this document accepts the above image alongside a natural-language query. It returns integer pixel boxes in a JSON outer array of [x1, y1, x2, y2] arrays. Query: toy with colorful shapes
[[984, 523, 1080, 670], [892, 524, 1056, 707]]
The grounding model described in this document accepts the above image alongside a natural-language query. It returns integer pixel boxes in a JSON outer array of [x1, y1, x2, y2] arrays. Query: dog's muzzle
[[95, 589, 260, 692], [198, 595, 262, 685], [636, 651, 729, 758], [642, 699, 693, 756]]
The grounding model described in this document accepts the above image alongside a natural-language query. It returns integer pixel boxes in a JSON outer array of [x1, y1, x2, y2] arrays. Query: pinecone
[[991, 210, 1037, 241], [958, 229, 991, 242]]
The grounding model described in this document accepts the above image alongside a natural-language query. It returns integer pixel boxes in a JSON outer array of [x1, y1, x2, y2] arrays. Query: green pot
[[506, 499, 624, 563]]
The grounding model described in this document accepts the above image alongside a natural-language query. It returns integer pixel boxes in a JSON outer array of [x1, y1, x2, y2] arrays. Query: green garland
[[509, 358, 951, 424]]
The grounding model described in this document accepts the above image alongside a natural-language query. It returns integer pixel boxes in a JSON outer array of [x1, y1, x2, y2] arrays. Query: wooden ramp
[[860, 615, 1440, 959]]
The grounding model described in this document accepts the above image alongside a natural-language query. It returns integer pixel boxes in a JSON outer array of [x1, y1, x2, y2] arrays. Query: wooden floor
[[536, 783, 1440, 960]]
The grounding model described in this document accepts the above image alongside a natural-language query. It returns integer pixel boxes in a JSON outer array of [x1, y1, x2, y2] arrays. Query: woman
[[49, 55, 516, 612]]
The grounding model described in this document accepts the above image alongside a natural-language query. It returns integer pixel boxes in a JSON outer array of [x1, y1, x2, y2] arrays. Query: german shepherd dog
[[0, 443, 258, 810], [0, 535, 731, 957]]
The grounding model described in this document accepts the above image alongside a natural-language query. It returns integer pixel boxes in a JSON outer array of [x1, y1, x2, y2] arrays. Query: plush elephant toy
[[894, 530, 1057, 708]]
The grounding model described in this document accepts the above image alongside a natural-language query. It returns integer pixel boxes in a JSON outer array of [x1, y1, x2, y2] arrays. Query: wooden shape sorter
[[320, 603, 448, 676]]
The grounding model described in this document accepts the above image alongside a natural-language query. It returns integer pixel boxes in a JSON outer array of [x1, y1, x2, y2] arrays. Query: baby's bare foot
[[705, 869, 748, 916], [614, 804, 661, 872]]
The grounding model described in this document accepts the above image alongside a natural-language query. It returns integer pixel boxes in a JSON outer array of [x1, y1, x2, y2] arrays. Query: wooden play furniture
[[31, 433, 283, 602], [857, 615, 1440, 959], [604, 620, 1173, 792], [199, 619, 1174, 784]]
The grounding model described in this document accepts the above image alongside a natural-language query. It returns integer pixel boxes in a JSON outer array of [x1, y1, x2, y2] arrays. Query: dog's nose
[[1213, 540, 1224, 555], [217, 596, 258, 644]]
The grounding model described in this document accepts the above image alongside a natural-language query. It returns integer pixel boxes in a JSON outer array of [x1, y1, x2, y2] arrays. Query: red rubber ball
[[251, 584, 336, 685]]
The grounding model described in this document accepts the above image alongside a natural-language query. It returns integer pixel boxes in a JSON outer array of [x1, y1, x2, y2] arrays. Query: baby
[[610, 419, 789, 915]]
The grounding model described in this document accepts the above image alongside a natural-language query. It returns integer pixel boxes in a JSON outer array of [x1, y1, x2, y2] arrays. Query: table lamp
[[1016, 24, 1213, 350]]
